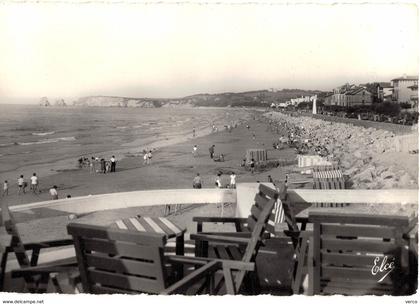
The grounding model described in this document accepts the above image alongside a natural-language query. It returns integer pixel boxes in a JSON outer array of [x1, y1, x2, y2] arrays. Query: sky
[[0, 2, 418, 103]]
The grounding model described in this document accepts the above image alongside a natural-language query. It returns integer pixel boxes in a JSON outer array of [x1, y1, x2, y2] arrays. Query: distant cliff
[[73, 89, 323, 108]]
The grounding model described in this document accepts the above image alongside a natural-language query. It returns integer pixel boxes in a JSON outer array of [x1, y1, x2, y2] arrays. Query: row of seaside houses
[[324, 75, 418, 109]]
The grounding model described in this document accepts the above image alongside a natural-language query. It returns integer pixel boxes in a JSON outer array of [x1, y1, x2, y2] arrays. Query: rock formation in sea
[[39, 97, 51, 107]]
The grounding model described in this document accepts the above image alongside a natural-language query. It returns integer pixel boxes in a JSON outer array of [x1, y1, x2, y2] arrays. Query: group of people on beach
[[2, 173, 62, 200], [79, 156, 117, 174], [192, 171, 236, 189]]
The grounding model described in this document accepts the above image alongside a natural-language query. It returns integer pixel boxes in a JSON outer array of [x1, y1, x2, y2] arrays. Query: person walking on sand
[[268, 175, 274, 183], [147, 150, 153, 165], [192, 145, 198, 157], [215, 173, 222, 189], [193, 173, 202, 189], [229, 172, 236, 189], [100, 158, 106, 174], [143, 152, 148, 165], [193, 128, 196, 137], [209, 145, 215, 159], [90, 158, 95, 174], [49, 185, 58, 200], [110, 155, 116, 172], [17, 175, 25, 195], [215, 173, 225, 216], [249, 158, 255, 174], [3, 180, 8, 196], [30, 173, 39, 194]]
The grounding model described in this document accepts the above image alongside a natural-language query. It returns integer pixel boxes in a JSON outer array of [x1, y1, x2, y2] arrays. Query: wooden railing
[[1, 184, 417, 217]]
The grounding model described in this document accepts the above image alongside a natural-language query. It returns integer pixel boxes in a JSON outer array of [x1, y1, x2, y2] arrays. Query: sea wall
[[266, 112, 418, 189]]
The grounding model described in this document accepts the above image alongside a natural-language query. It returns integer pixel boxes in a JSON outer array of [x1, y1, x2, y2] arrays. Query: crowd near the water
[[72, 120, 248, 193]]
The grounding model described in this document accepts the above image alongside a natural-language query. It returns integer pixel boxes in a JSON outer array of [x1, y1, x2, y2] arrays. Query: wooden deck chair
[[190, 183, 280, 294], [67, 223, 244, 295], [271, 181, 312, 294], [193, 183, 284, 237], [0, 202, 76, 293], [308, 212, 413, 295]]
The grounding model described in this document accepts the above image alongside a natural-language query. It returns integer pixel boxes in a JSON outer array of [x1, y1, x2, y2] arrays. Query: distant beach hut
[[246, 149, 267, 164]]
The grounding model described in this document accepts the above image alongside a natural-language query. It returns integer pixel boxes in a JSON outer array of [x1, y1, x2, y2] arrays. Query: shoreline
[[0, 107, 253, 182], [3, 109, 270, 206]]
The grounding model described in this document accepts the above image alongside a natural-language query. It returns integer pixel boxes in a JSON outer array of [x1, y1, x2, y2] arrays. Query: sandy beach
[[3, 109, 296, 207], [4, 110, 417, 244]]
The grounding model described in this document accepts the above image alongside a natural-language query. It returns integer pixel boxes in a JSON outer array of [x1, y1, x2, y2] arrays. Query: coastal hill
[[72, 89, 322, 108]]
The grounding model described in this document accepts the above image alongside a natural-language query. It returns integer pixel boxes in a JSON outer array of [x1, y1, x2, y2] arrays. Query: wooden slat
[[322, 284, 393, 296], [68, 223, 166, 246], [214, 246, 231, 260], [128, 218, 146, 232], [161, 260, 221, 295], [246, 215, 257, 232], [310, 212, 410, 227], [288, 189, 418, 205], [321, 252, 384, 268], [321, 238, 398, 253], [265, 224, 275, 235], [250, 205, 261, 221], [83, 239, 160, 260], [88, 269, 163, 293], [226, 245, 243, 261], [321, 224, 397, 239], [258, 184, 278, 200], [158, 217, 182, 234], [85, 254, 159, 277], [322, 266, 394, 285], [91, 284, 138, 294], [321, 279, 393, 294], [254, 194, 270, 210]]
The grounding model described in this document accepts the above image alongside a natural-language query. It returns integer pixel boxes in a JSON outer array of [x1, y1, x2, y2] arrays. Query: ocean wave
[[18, 137, 76, 146], [32, 131, 55, 136], [0, 142, 16, 147]]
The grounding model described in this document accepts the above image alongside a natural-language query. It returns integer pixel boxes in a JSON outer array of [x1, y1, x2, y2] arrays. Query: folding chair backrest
[[271, 182, 299, 233], [67, 223, 167, 294], [232, 184, 278, 292], [250, 183, 285, 236], [309, 212, 411, 295], [0, 202, 39, 291]]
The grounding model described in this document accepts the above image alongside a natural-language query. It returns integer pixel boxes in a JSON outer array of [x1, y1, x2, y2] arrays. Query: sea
[[0, 104, 251, 180]]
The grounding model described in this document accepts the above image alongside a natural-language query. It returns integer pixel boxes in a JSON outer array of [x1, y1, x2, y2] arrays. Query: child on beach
[[249, 158, 255, 174], [3, 180, 8, 196], [215, 173, 222, 188], [30, 173, 39, 194], [110, 156, 116, 172], [209, 145, 215, 159], [49, 185, 58, 200], [147, 150, 153, 165], [229, 172, 236, 189], [192, 145, 198, 157], [193, 173, 202, 189], [17, 175, 25, 194]]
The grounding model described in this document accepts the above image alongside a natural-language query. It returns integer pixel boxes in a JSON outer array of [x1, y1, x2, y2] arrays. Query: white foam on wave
[[32, 131, 55, 136], [18, 137, 76, 146]]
